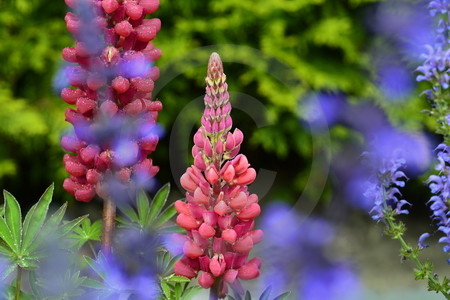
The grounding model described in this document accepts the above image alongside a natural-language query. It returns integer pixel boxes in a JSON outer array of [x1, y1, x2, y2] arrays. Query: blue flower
[[364, 152, 410, 221], [423, 144, 450, 259]]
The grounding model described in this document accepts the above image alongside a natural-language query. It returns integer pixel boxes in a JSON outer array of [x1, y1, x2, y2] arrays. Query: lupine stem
[[385, 217, 450, 299], [14, 267, 22, 300], [101, 199, 116, 255]]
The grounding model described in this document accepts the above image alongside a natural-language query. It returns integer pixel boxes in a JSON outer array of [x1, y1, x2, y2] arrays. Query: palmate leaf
[[117, 183, 175, 231], [3, 190, 22, 252], [21, 183, 54, 253], [0, 216, 15, 253], [148, 183, 170, 223], [68, 219, 101, 249]]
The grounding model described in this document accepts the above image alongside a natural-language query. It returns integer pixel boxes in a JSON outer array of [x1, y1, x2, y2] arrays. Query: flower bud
[[198, 271, 214, 289], [198, 223, 216, 238], [176, 214, 199, 230], [174, 260, 197, 279], [183, 240, 204, 258], [237, 203, 261, 220]]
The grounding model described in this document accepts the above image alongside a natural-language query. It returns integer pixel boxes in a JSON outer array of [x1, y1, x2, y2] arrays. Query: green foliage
[[67, 218, 102, 250], [227, 287, 291, 300], [116, 183, 181, 233], [0, 184, 86, 279]]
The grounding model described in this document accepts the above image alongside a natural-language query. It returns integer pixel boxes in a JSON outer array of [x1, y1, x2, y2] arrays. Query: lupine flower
[[260, 203, 362, 299], [60, 0, 162, 202], [173, 53, 262, 297], [87, 230, 159, 299], [364, 150, 410, 221], [423, 144, 450, 260]]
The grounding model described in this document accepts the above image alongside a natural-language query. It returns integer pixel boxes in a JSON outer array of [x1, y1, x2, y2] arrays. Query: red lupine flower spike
[[175, 53, 262, 296]]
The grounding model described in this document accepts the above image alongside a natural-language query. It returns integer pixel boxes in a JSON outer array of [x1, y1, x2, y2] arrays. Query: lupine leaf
[[174, 283, 182, 299], [153, 204, 177, 228], [0, 263, 16, 281], [148, 183, 170, 223], [183, 286, 202, 300], [259, 286, 272, 300], [61, 215, 89, 236], [3, 190, 21, 251], [82, 278, 105, 290], [117, 203, 139, 224], [273, 292, 291, 300], [0, 239, 12, 256], [245, 291, 251, 300], [84, 255, 106, 282], [0, 216, 15, 252], [137, 190, 151, 225], [167, 275, 191, 283], [161, 281, 171, 299], [21, 184, 54, 252], [28, 271, 43, 298], [43, 202, 68, 229]]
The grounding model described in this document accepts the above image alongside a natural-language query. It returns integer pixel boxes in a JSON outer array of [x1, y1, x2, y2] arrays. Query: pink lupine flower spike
[[174, 53, 263, 299]]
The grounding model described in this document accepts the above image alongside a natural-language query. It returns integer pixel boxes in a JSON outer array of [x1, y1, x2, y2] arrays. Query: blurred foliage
[[0, 0, 429, 208]]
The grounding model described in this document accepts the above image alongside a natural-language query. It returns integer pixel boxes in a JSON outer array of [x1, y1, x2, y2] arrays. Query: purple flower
[[364, 151, 411, 221], [423, 144, 450, 259], [259, 203, 361, 298]]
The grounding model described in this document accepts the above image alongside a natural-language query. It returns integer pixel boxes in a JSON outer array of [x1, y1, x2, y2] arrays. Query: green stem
[[386, 218, 450, 299], [15, 267, 22, 300]]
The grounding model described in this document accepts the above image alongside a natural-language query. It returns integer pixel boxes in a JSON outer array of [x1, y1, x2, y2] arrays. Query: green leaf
[[273, 292, 291, 300], [153, 205, 177, 228], [0, 263, 16, 281], [174, 283, 182, 299], [148, 183, 170, 223], [82, 278, 105, 290], [183, 286, 202, 300], [167, 275, 191, 283], [44, 202, 68, 229], [61, 215, 89, 236], [84, 255, 106, 282], [137, 190, 150, 225], [259, 286, 272, 300], [28, 271, 43, 298], [117, 203, 139, 224], [21, 184, 54, 252], [0, 216, 15, 252], [161, 281, 171, 299], [245, 291, 251, 300], [3, 190, 22, 251]]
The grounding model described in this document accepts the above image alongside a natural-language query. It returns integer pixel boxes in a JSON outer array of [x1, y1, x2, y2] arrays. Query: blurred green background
[[1, 0, 429, 206]]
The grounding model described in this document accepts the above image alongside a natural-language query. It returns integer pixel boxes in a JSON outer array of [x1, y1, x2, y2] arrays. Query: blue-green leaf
[[3, 190, 22, 251], [137, 190, 150, 226], [148, 183, 170, 223], [259, 286, 272, 300], [153, 204, 177, 228], [21, 184, 54, 252], [273, 292, 291, 300], [0, 216, 15, 253]]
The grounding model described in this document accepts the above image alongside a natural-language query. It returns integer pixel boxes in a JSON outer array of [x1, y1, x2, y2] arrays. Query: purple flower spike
[[424, 144, 450, 258]]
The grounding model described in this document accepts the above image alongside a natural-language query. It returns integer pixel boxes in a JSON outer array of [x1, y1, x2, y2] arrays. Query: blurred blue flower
[[423, 144, 450, 260], [259, 203, 362, 299], [301, 92, 346, 130], [378, 64, 414, 101], [89, 230, 159, 299]]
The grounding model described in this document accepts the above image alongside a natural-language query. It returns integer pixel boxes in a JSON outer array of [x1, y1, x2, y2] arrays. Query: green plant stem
[[386, 218, 450, 299], [101, 199, 116, 256], [15, 267, 22, 300]]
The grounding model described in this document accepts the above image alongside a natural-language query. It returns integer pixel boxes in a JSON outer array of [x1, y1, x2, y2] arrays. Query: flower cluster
[[364, 152, 410, 221], [60, 0, 162, 202], [173, 53, 262, 297], [416, 1, 450, 137], [423, 144, 450, 257]]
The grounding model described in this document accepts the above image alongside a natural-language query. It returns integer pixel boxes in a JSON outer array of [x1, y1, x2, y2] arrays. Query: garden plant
[[4, 0, 450, 299]]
